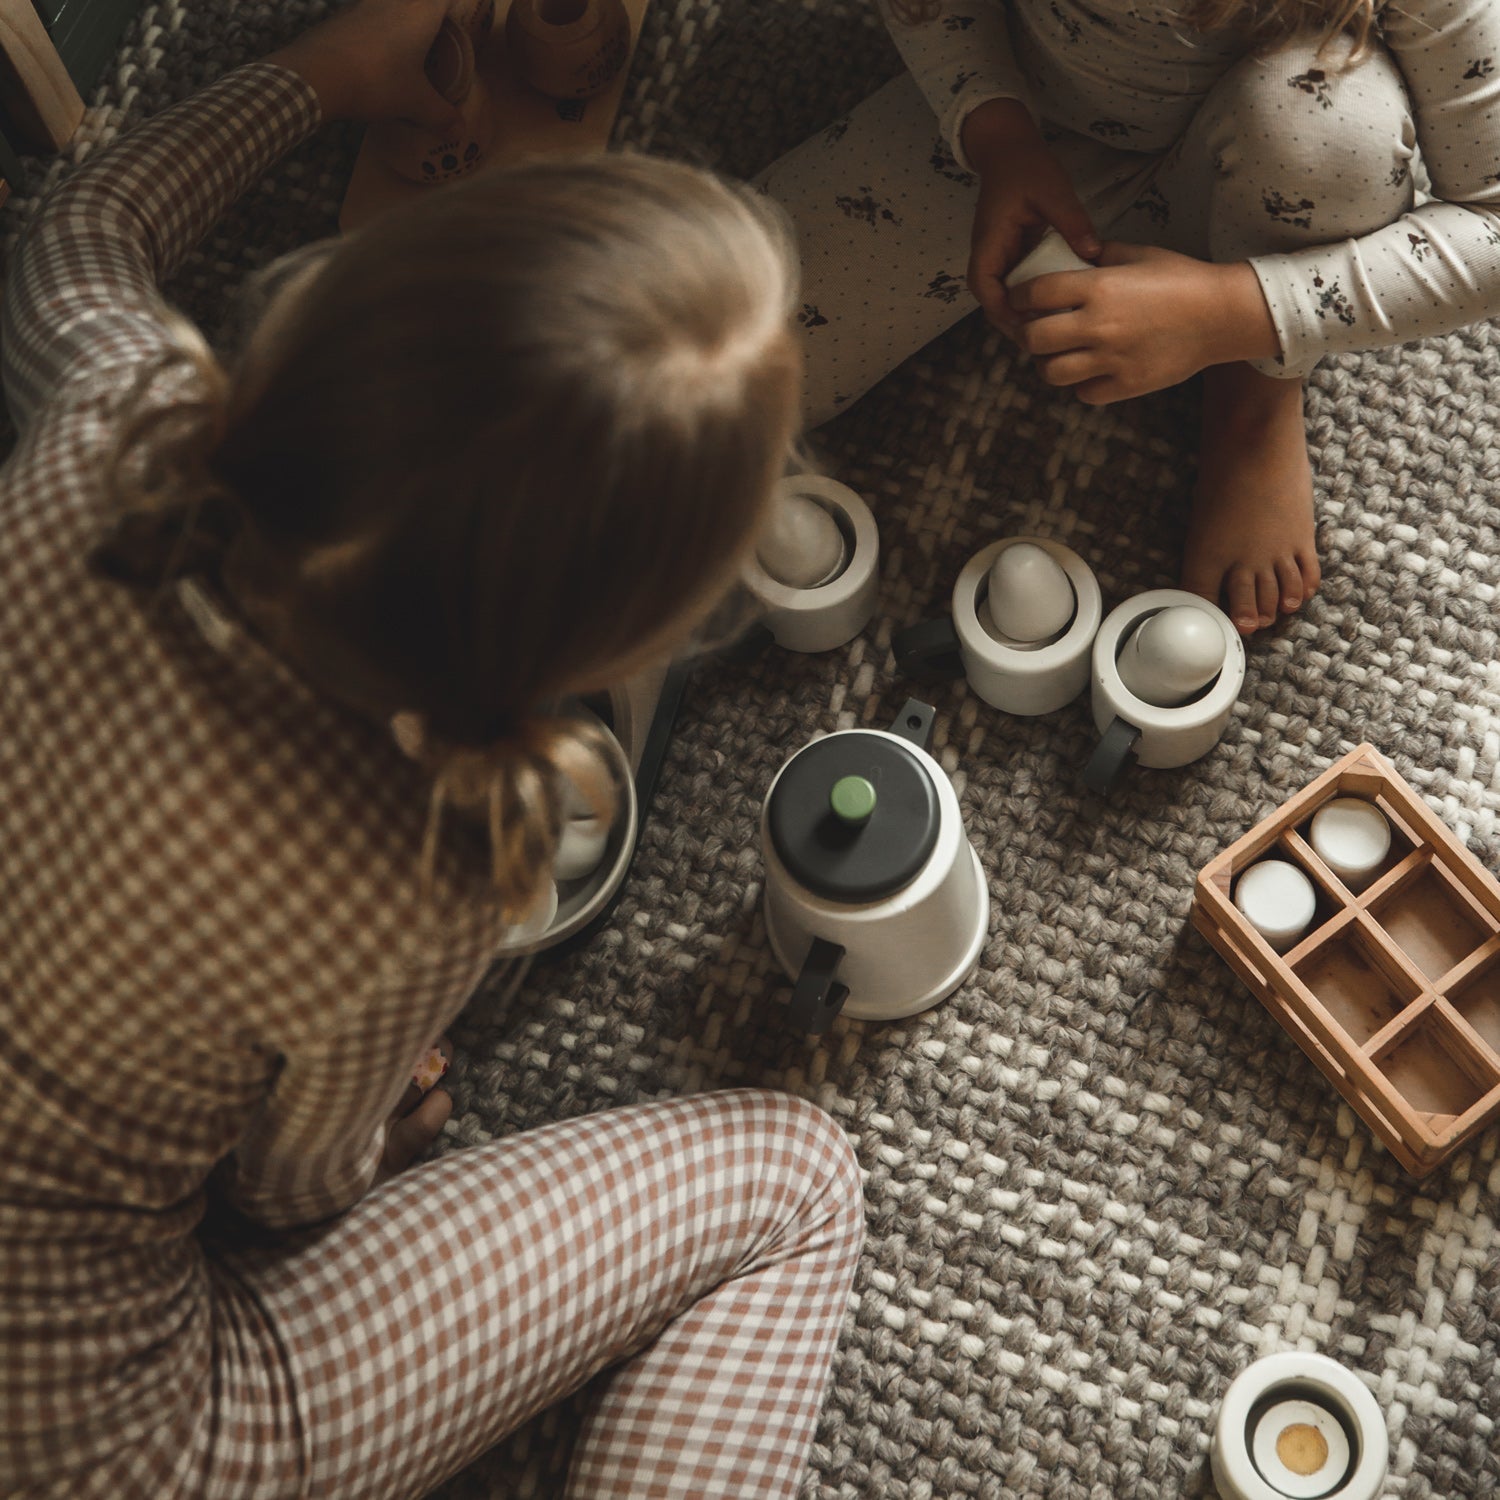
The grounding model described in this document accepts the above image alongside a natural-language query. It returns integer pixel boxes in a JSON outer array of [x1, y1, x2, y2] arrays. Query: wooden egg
[[1118, 605, 1225, 707], [1310, 797, 1391, 892], [757, 492, 846, 590], [1234, 859, 1316, 953], [986, 543, 1075, 644], [1004, 228, 1095, 289]]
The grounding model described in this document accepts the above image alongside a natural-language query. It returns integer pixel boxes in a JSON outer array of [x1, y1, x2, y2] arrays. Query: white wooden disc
[[1309, 798, 1391, 891], [1235, 860, 1317, 953], [1251, 1398, 1351, 1498]]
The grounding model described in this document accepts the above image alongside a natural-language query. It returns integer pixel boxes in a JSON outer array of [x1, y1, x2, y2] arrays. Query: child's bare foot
[[382, 1035, 454, 1180], [1182, 362, 1320, 635], [383, 1087, 452, 1178]]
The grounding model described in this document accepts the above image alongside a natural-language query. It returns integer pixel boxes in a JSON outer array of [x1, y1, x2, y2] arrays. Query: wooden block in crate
[[1193, 743, 1500, 1176]]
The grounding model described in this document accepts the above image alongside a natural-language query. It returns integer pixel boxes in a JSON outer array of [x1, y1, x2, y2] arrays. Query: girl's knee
[[719, 1089, 865, 1252], [1202, 36, 1415, 244]]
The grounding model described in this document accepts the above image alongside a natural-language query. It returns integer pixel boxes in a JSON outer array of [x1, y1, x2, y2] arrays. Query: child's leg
[[757, 74, 981, 428], [759, 75, 1145, 428], [1110, 38, 1415, 630], [206, 1089, 863, 1499]]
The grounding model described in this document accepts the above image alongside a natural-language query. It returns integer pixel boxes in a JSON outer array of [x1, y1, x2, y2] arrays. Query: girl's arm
[[876, 0, 1033, 170], [222, 933, 491, 1229], [0, 64, 321, 430], [1249, 0, 1500, 376], [0, 0, 457, 431]]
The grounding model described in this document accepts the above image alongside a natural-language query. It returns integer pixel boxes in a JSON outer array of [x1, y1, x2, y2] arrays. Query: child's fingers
[[1008, 270, 1094, 317], [1019, 310, 1087, 357], [1041, 195, 1101, 260], [968, 207, 1029, 330], [1095, 241, 1149, 268], [1035, 349, 1102, 388], [968, 253, 1019, 332], [403, 88, 466, 132]]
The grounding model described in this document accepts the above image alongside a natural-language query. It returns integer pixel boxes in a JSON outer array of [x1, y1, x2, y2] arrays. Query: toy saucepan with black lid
[[760, 699, 990, 1033]]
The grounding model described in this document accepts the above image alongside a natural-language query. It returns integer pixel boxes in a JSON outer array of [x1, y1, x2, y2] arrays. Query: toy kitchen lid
[[340, 0, 654, 232]]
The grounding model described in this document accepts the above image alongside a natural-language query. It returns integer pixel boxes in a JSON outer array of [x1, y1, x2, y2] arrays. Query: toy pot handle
[[718, 622, 776, 665], [1082, 716, 1140, 793], [893, 618, 962, 684], [789, 937, 849, 1034], [888, 697, 936, 752]]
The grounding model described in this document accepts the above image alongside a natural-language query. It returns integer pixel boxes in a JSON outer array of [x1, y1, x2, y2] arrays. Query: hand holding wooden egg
[[1003, 228, 1095, 290]]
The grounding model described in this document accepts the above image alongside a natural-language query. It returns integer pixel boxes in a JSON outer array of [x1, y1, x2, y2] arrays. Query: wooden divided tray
[[1193, 744, 1500, 1176], [340, 0, 653, 231]]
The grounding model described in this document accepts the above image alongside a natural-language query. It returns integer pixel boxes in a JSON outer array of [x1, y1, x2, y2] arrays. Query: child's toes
[[1297, 549, 1322, 600], [1225, 566, 1262, 635], [1274, 557, 1304, 614]]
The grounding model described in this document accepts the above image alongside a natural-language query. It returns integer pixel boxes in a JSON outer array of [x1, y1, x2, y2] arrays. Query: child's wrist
[[961, 97, 1039, 173], [1214, 261, 1281, 365]]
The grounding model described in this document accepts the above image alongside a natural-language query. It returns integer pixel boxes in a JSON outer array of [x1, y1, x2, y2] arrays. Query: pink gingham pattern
[[0, 63, 863, 1498]]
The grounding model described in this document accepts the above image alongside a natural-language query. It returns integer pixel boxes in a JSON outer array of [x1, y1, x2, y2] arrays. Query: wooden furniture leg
[[0, 0, 84, 153]]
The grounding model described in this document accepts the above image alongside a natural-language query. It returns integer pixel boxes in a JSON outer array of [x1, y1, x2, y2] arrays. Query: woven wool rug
[[5, 3, 1500, 1497]]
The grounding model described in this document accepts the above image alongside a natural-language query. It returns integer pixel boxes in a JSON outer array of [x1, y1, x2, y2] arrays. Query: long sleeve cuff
[[1249, 203, 1500, 380]]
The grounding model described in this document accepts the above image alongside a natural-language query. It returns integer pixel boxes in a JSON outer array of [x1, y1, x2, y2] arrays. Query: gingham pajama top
[[882, 0, 1500, 376], [0, 64, 513, 1486]]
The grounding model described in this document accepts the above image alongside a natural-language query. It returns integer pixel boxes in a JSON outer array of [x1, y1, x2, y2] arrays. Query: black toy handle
[[888, 697, 936, 753], [789, 937, 849, 1034], [892, 617, 962, 683], [1082, 716, 1140, 794], [718, 622, 776, 665]]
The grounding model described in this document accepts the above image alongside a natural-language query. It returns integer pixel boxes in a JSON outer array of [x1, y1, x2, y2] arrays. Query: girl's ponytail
[[92, 154, 797, 911], [398, 711, 620, 917]]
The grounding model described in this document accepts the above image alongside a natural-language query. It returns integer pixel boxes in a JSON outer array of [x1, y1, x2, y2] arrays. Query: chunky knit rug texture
[[6, 3, 1500, 1497]]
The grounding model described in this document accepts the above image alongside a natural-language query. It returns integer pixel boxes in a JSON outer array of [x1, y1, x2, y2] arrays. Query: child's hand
[[269, 0, 465, 130], [1008, 243, 1280, 404], [961, 98, 1101, 338]]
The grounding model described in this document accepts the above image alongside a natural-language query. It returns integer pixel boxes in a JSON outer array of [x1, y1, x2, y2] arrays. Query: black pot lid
[[767, 732, 941, 902]]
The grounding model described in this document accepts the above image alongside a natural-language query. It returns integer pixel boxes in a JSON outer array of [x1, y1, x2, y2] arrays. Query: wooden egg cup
[[340, 0, 653, 232], [1193, 744, 1500, 1176]]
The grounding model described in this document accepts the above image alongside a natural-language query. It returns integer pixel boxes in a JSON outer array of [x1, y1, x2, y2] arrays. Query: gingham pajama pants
[[761, 36, 1439, 427], [27, 1090, 863, 1498]]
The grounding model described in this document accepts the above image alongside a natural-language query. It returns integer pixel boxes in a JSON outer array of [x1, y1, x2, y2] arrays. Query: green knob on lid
[[829, 775, 877, 826]]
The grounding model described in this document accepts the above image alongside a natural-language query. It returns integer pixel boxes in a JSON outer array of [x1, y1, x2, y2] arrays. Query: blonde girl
[[0, 2, 863, 1495], [760, 0, 1500, 634]]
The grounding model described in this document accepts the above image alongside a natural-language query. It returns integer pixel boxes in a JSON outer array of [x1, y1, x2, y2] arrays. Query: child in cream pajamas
[[762, 0, 1500, 632]]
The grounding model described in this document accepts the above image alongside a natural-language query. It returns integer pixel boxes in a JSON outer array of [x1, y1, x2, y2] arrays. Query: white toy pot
[[893, 537, 1101, 716], [741, 475, 880, 654], [761, 699, 989, 1032], [1211, 1352, 1388, 1500], [1084, 588, 1245, 791]]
